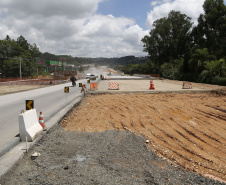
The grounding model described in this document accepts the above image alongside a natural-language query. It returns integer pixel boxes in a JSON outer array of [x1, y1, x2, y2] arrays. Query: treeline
[[0, 34, 147, 78], [0, 35, 42, 77], [139, 0, 226, 85], [40, 53, 147, 69], [0, 35, 147, 77]]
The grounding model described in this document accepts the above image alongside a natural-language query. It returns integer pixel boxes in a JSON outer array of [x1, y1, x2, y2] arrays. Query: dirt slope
[[62, 93, 226, 182]]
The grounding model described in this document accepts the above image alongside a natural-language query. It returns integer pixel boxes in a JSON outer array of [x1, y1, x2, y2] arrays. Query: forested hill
[[90, 56, 148, 66], [41, 52, 148, 66]]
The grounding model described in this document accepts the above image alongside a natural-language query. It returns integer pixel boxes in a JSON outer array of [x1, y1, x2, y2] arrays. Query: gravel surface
[[0, 124, 224, 185]]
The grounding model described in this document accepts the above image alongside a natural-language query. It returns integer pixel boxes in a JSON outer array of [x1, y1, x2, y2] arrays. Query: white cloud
[[57, 15, 148, 57], [0, 0, 148, 57], [0, 0, 101, 19], [146, 0, 205, 29], [151, 1, 159, 6], [0, 0, 208, 57]]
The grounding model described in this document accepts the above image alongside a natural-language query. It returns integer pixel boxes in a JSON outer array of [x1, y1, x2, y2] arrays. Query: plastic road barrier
[[108, 82, 119, 90], [19, 109, 43, 142], [182, 82, 192, 89]]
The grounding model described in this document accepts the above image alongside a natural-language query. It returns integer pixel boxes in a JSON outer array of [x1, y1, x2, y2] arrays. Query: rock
[[31, 152, 41, 160], [64, 166, 69, 170]]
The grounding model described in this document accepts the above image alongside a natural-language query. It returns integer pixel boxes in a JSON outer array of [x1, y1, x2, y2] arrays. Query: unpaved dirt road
[[62, 92, 226, 183]]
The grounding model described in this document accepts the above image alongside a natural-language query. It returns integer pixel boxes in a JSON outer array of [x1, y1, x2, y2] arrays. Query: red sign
[[37, 61, 45, 65]]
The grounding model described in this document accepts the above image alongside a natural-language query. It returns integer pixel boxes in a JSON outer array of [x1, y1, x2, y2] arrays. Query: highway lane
[[0, 78, 90, 149]]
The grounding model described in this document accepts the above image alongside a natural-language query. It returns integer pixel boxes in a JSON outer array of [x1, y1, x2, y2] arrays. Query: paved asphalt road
[[0, 78, 90, 150], [0, 67, 135, 152]]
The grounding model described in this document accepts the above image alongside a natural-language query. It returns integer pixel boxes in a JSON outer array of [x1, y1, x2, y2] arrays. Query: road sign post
[[64, 87, 69, 102], [64, 87, 69, 93], [26, 100, 34, 110]]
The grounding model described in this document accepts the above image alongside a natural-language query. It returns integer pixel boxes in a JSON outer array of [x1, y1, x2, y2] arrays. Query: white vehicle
[[86, 73, 96, 80], [90, 74, 96, 80]]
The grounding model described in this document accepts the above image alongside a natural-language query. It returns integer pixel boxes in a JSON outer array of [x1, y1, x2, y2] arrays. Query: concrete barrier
[[19, 109, 43, 142]]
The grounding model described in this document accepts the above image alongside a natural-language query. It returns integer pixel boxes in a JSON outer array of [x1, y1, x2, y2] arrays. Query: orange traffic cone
[[39, 112, 45, 129], [149, 80, 155, 90]]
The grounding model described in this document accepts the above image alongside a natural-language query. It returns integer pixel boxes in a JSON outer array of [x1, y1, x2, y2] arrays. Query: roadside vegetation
[[0, 0, 225, 86], [0, 35, 43, 77], [139, 0, 226, 85]]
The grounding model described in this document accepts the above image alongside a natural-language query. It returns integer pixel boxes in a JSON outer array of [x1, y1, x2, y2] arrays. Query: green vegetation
[[141, 0, 226, 85], [0, 35, 42, 77]]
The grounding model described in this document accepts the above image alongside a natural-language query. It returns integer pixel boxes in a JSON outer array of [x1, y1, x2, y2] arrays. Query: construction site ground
[[0, 76, 226, 184], [96, 78, 225, 92]]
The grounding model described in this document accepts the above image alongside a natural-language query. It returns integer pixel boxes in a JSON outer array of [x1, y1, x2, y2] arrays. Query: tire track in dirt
[[144, 114, 214, 173], [151, 101, 225, 178], [140, 93, 225, 177], [162, 96, 226, 173], [61, 93, 226, 182]]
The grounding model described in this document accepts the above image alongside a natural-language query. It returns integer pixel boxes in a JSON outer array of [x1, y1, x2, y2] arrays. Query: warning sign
[[64, 87, 69, 93], [26, 100, 34, 110], [90, 83, 97, 90]]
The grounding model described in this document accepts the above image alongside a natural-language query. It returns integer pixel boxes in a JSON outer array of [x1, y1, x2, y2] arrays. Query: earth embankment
[[62, 93, 226, 182]]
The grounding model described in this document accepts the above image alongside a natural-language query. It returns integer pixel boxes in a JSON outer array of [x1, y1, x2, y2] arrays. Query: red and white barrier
[[39, 112, 45, 129], [182, 82, 192, 89], [108, 82, 119, 90]]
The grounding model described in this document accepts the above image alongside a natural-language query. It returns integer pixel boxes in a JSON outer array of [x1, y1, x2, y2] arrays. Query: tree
[[142, 10, 193, 74], [17, 35, 29, 50], [193, 0, 226, 58], [199, 58, 226, 84], [160, 58, 184, 80], [0, 35, 41, 77], [5, 35, 11, 41], [29, 43, 41, 58], [188, 48, 216, 73]]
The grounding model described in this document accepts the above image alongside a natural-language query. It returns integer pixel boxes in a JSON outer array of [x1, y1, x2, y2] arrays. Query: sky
[[0, 0, 225, 58]]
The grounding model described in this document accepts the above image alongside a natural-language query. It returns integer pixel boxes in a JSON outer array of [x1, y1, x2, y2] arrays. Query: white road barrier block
[[19, 109, 43, 142]]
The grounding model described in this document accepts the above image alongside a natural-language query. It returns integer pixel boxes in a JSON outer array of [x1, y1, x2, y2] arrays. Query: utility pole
[[19, 57, 22, 79], [36, 58, 38, 77]]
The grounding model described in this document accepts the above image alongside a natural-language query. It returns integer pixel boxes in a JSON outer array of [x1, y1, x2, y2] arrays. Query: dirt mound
[[62, 93, 226, 182]]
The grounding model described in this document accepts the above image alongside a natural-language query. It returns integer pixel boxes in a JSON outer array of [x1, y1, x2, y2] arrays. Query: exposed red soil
[[61, 93, 226, 182]]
